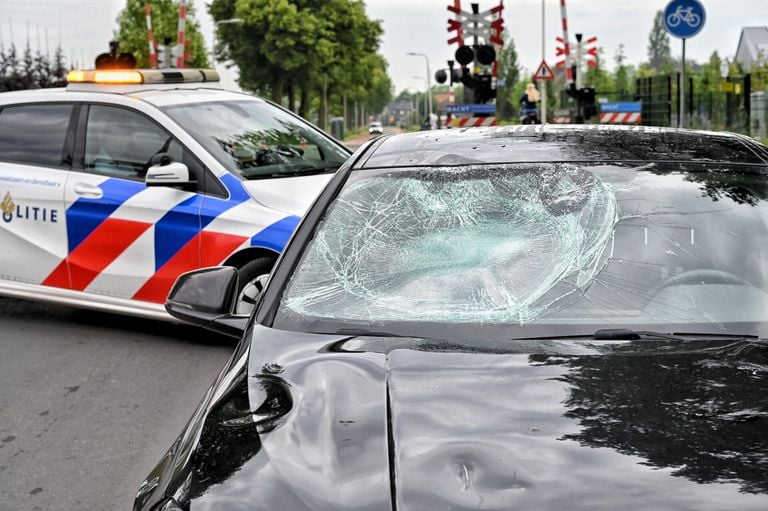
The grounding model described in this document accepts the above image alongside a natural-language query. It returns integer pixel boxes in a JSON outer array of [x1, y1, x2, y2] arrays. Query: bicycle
[[666, 6, 701, 28]]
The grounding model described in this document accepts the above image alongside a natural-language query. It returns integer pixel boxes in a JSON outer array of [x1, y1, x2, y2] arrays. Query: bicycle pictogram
[[666, 6, 701, 28]]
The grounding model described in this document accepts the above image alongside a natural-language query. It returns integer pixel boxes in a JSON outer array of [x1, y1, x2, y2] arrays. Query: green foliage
[[648, 10, 672, 73], [496, 38, 521, 121], [613, 44, 633, 95], [209, 0, 392, 124], [115, 0, 209, 68]]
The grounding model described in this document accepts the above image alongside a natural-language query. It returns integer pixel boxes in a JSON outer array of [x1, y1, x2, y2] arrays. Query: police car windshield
[[162, 100, 349, 179]]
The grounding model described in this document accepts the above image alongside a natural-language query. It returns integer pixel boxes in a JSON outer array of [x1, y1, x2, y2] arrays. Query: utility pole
[[541, 0, 547, 122]]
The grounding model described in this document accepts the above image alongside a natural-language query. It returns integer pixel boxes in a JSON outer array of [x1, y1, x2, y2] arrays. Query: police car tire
[[235, 256, 277, 316]]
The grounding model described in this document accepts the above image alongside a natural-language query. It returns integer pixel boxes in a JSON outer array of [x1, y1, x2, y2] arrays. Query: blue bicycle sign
[[664, 0, 706, 38]]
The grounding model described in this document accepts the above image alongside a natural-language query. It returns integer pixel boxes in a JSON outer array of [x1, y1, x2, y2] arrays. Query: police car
[[0, 68, 351, 319]]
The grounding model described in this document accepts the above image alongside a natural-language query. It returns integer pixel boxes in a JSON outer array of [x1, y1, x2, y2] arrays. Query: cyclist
[[519, 83, 540, 124]]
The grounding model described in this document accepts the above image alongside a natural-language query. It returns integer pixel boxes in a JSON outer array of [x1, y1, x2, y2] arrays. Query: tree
[[20, 40, 36, 89], [496, 37, 521, 121], [614, 44, 632, 98], [115, 0, 208, 69], [647, 10, 672, 73], [0, 44, 21, 91], [210, 0, 391, 127], [50, 45, 67, 87]]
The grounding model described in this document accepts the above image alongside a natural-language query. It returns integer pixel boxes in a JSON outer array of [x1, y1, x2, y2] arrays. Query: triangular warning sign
[[533, 60, 555, 81]]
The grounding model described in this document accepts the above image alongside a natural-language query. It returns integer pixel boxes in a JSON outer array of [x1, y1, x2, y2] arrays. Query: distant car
[[368, 121, 383, 135], [0, 68, 350, 318], [136, 125, 768, 511]]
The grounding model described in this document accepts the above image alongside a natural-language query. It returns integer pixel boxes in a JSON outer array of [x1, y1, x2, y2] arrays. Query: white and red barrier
[[145, 2, 157, 68], [598, 102, 642, 125], [599, 112, 641, 124], [450, 116, 497, 127], [175, 0, 188, 68]]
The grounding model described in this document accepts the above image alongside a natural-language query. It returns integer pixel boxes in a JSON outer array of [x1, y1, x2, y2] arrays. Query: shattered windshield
[[275, 163, 768, 339], [163, 100, 349, 179]]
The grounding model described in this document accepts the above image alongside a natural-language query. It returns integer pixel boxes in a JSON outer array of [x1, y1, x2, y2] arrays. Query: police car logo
[[1, 192, 15, 222], [1, 191, 58, 224]]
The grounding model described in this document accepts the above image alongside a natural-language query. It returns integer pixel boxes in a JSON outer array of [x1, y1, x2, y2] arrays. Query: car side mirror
[[166, 266, 249, 338], [145, 158, 193, 188]]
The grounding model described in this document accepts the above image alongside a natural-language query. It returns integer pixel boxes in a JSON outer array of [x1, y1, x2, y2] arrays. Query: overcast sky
[[1, 0, 766, 93]]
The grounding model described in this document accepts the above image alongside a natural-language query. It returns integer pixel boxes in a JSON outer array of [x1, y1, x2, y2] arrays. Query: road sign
[[533, 60, 554, 81], [445, 103, 496, 115], [600, 102, 641, 113], [663, 0, 706, 39]]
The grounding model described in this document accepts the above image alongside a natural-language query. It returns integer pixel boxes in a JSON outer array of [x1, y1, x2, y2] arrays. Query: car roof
[[355, 125, 768, 168], [0, 84, 261, 109]]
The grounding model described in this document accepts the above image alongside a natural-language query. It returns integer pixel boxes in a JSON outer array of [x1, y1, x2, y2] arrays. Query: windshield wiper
[[515, 329, 760, 342], [245, 165, 339, 180], [592, 328, 759, 341]]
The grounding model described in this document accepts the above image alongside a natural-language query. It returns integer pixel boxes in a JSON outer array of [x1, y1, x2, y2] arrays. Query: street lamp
[[407, 52, 432, 121], [212, 18, 244, 66], [412, 76, 427, 118]]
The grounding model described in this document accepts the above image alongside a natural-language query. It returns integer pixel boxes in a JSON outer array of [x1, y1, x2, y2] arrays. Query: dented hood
[[184, 331, 768, 510], [241, 173, 334, 216]]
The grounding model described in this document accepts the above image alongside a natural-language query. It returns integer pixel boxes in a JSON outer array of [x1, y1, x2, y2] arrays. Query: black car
[[135, 125, 768, 511]]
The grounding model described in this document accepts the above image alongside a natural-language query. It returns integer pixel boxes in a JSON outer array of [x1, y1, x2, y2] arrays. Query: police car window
[[162, 100, 349, 179], [0, 104, 73, 168], [84, 105, 183, 180]]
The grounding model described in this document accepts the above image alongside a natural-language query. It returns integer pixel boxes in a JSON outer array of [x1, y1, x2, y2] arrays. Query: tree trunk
[[272, 75, 284, 105], [288, 81, 296, 112], [299, 86, 310, 120]]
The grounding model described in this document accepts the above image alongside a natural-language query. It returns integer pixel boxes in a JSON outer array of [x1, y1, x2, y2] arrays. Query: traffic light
[[581, 87, 597, 120], [566, 85, 597, 122]]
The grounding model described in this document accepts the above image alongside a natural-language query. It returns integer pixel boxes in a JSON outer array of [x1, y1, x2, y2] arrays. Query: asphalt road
[[345, 125, 400, 151], [0, 297, 235, 511]]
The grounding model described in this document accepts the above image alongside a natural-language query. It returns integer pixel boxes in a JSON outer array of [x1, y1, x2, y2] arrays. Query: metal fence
[[685, 74, 752, 134], [635, 76, 672, 127]]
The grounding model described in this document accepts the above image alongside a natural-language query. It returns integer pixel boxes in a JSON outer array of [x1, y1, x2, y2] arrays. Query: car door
[[57, 103, 203, 302], [0, 102, 75, 287]]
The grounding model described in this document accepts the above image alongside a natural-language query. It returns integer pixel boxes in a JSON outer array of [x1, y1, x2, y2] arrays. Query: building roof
[[735, 27, 768, 71]]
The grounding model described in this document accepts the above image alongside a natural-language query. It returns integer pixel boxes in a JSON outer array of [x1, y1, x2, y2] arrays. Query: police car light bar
[[66, 68, 220, 85]]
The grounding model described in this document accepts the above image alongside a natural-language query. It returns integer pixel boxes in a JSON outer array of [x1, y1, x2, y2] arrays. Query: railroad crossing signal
[[533, 60, 555, 81], [447, 1, 504, 46], [555, 36, 598, 70], [444, 1, 505, 106]]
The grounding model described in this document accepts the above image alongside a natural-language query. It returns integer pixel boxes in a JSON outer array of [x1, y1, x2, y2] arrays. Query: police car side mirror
[[145, 161, 193, 187], [166, 266, 248, 338]]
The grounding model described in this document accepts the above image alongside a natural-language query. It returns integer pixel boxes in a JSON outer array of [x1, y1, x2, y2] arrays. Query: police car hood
[[181, 329, 768, 510], [241, 173, 334, 216]]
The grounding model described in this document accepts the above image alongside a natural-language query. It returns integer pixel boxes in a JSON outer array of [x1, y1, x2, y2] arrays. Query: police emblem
[[1, 191, 15, 221]]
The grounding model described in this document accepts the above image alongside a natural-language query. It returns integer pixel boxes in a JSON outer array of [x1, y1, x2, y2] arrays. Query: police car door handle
[[73, 183, 104, 199]]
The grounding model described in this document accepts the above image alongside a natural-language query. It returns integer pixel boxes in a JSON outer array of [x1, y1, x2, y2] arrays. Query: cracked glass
[[276, 163, 768, 338]]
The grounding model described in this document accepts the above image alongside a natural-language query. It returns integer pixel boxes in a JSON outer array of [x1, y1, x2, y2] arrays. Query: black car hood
[[183, 328, 768, 510]]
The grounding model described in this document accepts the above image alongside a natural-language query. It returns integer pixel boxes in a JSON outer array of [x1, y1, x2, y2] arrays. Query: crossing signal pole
[[556, 0, 598, 123], [437, 1, 504, 127]]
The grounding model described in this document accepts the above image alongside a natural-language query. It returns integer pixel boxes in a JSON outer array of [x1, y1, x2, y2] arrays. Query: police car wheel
[[235, 256, 276, 316]]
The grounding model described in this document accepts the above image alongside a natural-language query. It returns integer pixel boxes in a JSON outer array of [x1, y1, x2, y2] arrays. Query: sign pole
[[541, 0, 547, 122], [680, 37, 686, 128], [663, 0, 705, 128]]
